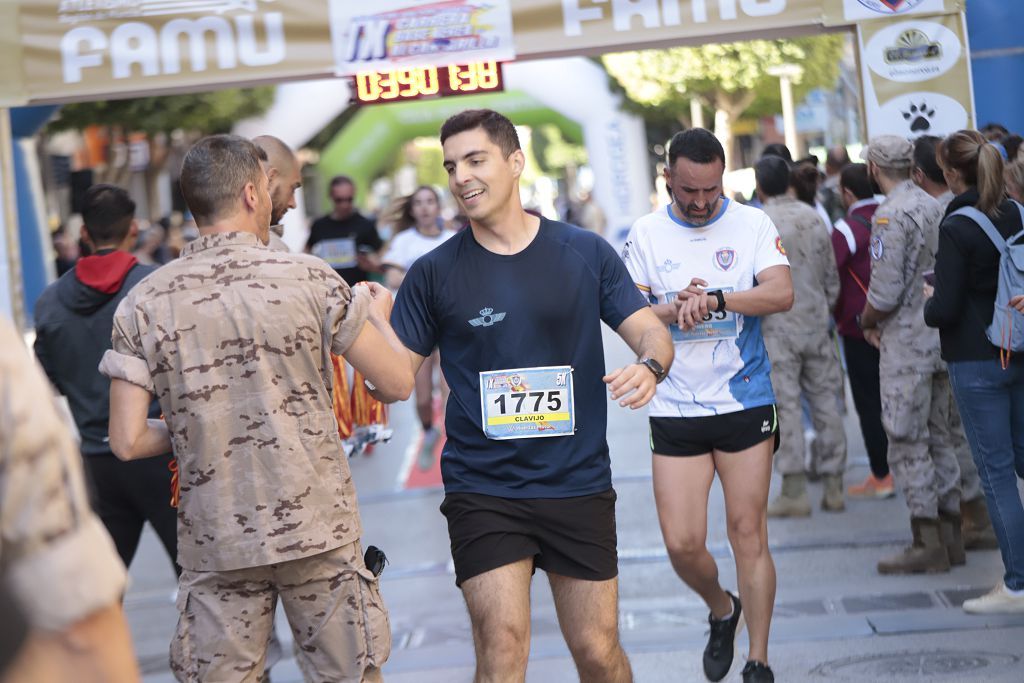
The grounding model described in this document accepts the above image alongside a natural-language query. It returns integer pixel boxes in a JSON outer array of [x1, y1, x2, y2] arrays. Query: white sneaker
[[963, 583, 1024, 614], [417, 427, 440, 471]]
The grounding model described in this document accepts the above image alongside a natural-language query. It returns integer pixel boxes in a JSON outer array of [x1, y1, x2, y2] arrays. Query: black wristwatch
[[638, 357, 667, 384], [709, 289, 727, 313]]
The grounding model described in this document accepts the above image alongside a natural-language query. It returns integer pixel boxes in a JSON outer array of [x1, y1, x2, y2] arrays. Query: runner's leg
[[714, 438, 776, 663], [652, 453, 732, 617], [547, 573, 632, 682], [461, 558, 534, 683]]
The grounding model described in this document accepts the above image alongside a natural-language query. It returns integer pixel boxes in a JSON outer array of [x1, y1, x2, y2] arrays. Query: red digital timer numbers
[[353, 61, 504, 104]]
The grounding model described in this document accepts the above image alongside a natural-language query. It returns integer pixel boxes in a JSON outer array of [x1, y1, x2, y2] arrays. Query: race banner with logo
[[857, 11, 974, 139], [16, 0, 336, 104], [823, 0, 962, 26], [0, 0, 837, 106], [330, 0, 515, 76]]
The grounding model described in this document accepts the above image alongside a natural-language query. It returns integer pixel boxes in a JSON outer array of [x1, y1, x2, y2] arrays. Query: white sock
[[1006, 584, 1024, 596]]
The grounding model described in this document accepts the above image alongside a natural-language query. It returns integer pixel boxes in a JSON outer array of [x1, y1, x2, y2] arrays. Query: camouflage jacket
[[100, 232, 369, 571], [761, 196, 840, 338], [867, 180, 944, 374], [1, 318, 126, 629]]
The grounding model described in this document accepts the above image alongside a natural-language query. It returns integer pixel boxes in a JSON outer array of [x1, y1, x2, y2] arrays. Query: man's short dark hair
[[754, 156, 790, 198], [329, 175, 354, 192], [839, 163, 874, 201], [912, 135, 945, 185], [761, 143, 793, 164], [180, 135, 267, 225], [667, 128, 725, 167], [1001, 133, 1022, 162], [440, 109, 521, 157], [81, 184, 136, 246]]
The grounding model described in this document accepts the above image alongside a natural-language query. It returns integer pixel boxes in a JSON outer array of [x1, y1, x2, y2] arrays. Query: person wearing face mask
[[924, 130, 1024, 614], [381, 186, 456, 470]]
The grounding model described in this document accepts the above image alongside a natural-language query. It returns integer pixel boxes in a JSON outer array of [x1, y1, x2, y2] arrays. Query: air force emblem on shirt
[[469, 307, 507, 327], [713, 247, 737, 271], [656, 259, 681, 274]]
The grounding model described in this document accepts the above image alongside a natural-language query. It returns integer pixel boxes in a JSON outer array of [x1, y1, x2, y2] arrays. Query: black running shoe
[[702, 591, 743, 681], [742, 660, 774, 682]]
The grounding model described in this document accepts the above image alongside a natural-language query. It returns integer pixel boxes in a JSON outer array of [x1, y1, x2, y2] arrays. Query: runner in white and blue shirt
[[624, 197, 789, 417], [625, 128, 793, 683]]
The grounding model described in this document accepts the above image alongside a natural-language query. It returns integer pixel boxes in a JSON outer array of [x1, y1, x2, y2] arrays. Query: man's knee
[[566, 629, 626, 674], [472, 618, 530, 666], [664, 531, 707, 561], [727, 514, 767, 558]]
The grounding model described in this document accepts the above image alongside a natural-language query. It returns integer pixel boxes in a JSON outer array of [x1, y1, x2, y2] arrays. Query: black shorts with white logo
[[440, 489, 618, 587], [650, 404, 780, 457]]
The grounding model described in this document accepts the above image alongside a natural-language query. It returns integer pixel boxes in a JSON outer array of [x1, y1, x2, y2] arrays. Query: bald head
[[825, 145, 851, 173], [253, 135, 301, 225]]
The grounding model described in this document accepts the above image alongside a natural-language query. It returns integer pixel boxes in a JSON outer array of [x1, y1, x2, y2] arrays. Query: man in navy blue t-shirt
[[391, 109, 673, 682]]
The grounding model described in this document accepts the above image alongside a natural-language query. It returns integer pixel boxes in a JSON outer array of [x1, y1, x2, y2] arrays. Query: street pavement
[[127, 326, 1024, 682]]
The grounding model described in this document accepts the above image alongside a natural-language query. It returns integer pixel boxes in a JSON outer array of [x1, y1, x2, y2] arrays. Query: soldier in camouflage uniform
[[755, 156, 848, 517], [911, 135, 999, 550], [101, 135, 414, 682], [858, 135, 963, 575], [0, 317, 139, 682]]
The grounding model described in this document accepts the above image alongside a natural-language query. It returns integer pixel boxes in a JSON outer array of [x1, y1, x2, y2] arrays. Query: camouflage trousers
[[170, 541, 390, 683], [948, 390, 983, 501], [879, 370, 962, 519], [764, 331, 847, 476]]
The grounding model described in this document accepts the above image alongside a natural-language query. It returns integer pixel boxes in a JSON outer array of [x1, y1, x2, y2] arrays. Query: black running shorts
[[650, 404, 780, 457], [440, 489, 618, 587]]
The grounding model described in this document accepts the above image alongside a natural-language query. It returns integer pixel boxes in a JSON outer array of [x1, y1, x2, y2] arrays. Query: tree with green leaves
[[603, 35, 846, 170], [47, 87, 275, 135]]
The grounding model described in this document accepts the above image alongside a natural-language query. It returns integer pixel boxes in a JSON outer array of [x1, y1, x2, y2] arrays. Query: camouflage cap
[[864, 135, 914, 169]]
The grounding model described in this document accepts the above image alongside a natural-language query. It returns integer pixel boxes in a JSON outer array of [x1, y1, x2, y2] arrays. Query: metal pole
[[690, 97, 705, 129], [0, 108, 24, 331]]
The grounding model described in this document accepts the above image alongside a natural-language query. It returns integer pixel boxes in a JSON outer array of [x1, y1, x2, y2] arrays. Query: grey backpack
[[950, 201, 1024, 357]]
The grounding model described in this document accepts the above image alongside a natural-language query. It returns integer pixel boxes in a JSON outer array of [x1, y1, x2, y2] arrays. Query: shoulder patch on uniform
[[775, 236, 787, 255], [870, 235, 884, 260]]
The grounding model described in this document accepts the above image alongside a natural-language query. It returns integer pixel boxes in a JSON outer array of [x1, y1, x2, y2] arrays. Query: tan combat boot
[[767, 473, 811, 518], [939, 510, 966, 566], [877, 517, 951, 574], [821, 474, 846, 512], [961, 497, 1000, 550]]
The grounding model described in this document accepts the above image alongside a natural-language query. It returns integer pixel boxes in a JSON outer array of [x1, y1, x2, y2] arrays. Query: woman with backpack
[[924, 129, 1024, 614]]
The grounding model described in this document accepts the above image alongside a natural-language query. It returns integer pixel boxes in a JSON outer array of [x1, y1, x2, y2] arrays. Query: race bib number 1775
[[478, 366, 575, 440]]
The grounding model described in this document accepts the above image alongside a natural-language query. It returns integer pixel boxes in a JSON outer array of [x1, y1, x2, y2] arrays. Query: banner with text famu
[[13, 0, 337, 105], [330, 0, 515, 76]]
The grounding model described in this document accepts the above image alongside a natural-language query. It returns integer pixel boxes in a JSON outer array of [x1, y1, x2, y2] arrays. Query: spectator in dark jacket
[[33, 184, 179, 575], [925, 130, 1024, 614]]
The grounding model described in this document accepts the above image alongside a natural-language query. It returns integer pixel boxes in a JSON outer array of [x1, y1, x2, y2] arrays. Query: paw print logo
[[902, 101, 936, 133]]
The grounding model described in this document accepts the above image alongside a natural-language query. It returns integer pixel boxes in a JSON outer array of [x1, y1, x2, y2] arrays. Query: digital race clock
[[352, 61, 504, 104]]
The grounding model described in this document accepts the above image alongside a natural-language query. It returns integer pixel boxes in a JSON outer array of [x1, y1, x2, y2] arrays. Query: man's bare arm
[[604, 307, 674, 410], [108, 379, 170, 461]]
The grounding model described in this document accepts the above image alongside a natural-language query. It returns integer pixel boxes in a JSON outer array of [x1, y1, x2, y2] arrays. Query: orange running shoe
[[847, 473, 895, 499]]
